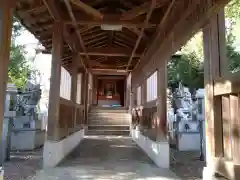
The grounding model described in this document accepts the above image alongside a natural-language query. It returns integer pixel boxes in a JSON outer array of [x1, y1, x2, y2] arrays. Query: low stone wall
[[130, 127, 170, 168], [43, 129, 84, 168], [11, 129, 45, 150]]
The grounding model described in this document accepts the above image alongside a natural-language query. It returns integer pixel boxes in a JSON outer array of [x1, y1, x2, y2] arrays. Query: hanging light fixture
[[101, 24, 122, 31]]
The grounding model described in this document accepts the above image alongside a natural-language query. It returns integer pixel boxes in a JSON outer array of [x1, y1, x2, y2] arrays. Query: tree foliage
[[168, 0, 240, 91], [9, 18, 33, 88]]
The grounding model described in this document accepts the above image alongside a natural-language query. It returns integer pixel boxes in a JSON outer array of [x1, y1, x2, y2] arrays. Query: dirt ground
[[171, 150, 205, 180], [4, 149, 43, 180], [4, 148, 206, 180]]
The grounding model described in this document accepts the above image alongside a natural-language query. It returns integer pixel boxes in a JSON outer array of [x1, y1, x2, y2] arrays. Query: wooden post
[[203, 12, 224, 161], [71, 55, 78, 130], [71, 56, 78, 103], [83, 72, 89, 125], [0, 1, 13, 176], [156, 60, 167, 141], [81, 71, 85, 106], [47, 22, 63, 141], [92, 75, 98, 105], [201, 9, 240, 180]]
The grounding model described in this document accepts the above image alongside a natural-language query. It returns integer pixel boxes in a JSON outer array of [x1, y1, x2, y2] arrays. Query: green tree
[[168, 0, 240, 92], [9, 18, 33, 88]]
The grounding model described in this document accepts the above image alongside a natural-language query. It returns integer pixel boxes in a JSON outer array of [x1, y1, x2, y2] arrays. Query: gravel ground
[[4, 149, 43, 180], [171, 150, 205, 180]]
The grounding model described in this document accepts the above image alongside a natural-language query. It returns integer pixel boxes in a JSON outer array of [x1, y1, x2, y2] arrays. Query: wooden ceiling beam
[[115, 32, 136, 43], [18, 1, 45, 16], [121, 0, 166, 20], [64, 19, 156, 28], [129, 27, 148, 41], [83, 32, 107, 42], [78, 47, 141, 57], [85, 36, 107, 45], [70, 0, 103, 19], [88, 39, 108, 48], [94, 43, 107, 48], [64, 0, 92, 69], [113, 41, 132, 49], [134, 0, 176, 70], [91, 69, 129, 75], [108, 31, 114, 47], [126, 0, 156, 71], [114, 37, 134, 47], [42, 0, 88, 71]]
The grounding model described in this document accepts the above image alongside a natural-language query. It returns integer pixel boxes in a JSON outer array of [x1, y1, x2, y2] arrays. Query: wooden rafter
[[134, 0, 176, 70], [64, 19, 157, 28], [114, 40, 132, 49], [85, 36, 107, 45], [83, 32, 107, 42], [63, 0, 92, 69], [88, 39, 108, 48], [128, 27, 148, 41], [70, 0, 103, 19], [18, 0, 45, 16], [42, 0, 90, 71], [121, 0, 166, 20], [77, 47, 141, 57], [108, 31, 114, 47], [126, 0, 156, 70]]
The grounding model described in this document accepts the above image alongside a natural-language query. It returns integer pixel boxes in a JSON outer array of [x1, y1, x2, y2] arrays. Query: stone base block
[[43, 129, 84, 168], [130, 128, 169, 168]]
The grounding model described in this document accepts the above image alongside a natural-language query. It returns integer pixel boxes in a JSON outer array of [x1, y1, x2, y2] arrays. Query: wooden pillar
[[203, 11, 225, 161], [156, 60, 167, 141], [47, 22, 63, 141], [81, 71, 85, 105], [202, 9, 240, 180], [127, 73, 132, 110], [71, 55, 78, 129], [92, 75, 98, 105], [83, 72, 89, 125], [0, 1, 13, 173], [143, 78, 147, 106], [70, 56, 78, 103]]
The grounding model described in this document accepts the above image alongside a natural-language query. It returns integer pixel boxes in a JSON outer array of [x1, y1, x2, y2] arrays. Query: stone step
[[89, 121, 130, 126], [89, 117, 131, 122], [90, 108, 129, 113], [89, 112, 131, 115], [86, 129, 130, 136], [88, 125, 129, 131], [88, 115, 131, 120]]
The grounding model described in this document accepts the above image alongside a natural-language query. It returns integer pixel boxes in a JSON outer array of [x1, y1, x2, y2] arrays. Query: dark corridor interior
[[117, 79, 125, 106]]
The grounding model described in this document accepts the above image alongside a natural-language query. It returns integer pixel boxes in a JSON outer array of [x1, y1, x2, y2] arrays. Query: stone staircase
[[86, 107, 131, 136]]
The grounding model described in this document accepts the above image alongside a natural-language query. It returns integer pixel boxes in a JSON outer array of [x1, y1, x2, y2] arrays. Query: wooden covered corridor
[[0, 0, 240, 179]]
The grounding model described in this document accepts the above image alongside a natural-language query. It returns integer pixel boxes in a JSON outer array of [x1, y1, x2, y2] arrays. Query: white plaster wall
[[43, 129, 84, 168], [130, 128, 170, 168]]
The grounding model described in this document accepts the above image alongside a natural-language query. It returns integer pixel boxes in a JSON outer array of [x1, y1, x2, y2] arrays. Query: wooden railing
[[58, 98, 84, 140]]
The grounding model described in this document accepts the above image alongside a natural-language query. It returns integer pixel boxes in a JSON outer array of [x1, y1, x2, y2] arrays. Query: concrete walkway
[[33, 136, 180, 180]]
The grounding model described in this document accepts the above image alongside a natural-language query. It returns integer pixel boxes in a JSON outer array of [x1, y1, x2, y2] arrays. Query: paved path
[[33, 136, 180, 180]]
